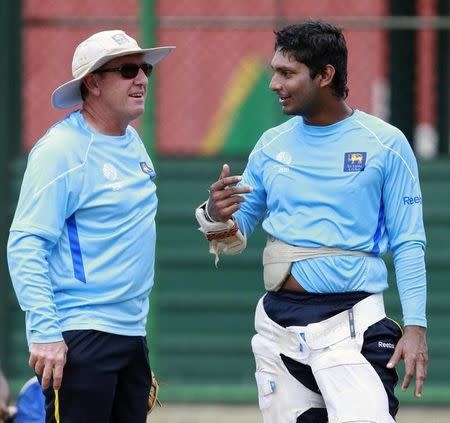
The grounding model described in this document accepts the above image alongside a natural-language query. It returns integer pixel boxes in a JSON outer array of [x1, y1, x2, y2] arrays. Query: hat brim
[[51, 46, 175, 109]]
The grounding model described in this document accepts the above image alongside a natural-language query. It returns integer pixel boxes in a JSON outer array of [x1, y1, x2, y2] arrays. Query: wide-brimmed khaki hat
[[51, 30, 175, 109]]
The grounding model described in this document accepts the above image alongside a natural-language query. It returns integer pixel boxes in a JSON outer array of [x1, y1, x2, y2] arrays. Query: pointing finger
[[219, 163, 230, 180]]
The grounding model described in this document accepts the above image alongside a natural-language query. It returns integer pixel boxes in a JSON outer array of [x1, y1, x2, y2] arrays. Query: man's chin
[[128, 107, 145, 121], [281, 106, 295, 116]]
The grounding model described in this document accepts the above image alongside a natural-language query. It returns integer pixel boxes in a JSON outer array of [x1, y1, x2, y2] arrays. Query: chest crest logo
[[103, 163, 118, 181], [140, 162, 156, 179], [276, 151, 292, 165], [344, 152, 366, 172]]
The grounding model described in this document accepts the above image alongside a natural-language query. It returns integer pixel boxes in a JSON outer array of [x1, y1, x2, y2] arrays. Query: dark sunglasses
[[93, 63, 153, 79]]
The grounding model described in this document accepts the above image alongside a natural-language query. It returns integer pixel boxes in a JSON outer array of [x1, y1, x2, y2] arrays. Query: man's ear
[[82, 74, 101, 97], [316, 64, 335, 88]]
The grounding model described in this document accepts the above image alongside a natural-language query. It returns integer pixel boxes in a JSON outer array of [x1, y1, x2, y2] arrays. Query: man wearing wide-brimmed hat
[[8, 30, 174, 422]]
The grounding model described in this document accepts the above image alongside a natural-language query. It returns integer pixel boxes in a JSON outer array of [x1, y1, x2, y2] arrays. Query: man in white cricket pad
[[7, 30, 174, 422], [196, 20, 428, 422]]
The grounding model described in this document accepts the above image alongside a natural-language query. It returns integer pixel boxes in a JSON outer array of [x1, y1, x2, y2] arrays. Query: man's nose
[[135, 68, 148, 84], [269, 75, 281, 92]]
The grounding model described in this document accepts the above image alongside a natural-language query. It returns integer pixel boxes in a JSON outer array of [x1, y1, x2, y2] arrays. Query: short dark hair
[[274, 20, 349, 99]]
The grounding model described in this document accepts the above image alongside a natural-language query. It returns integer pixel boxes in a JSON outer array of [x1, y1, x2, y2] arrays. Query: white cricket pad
[[252, 294, 395, 422]]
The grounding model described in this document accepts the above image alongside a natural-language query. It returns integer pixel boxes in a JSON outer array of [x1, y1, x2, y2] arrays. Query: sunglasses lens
[[120, 64, 153, 78], [121, 64, 140, 79], [141, 64, 153, 76]]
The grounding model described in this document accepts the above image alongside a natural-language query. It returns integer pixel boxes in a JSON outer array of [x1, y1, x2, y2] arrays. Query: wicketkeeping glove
[[147, 371, 161, 414], [195, 201, 247, 265]]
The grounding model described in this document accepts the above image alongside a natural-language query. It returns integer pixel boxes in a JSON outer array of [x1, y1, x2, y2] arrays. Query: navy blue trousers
[[41, 330, 151, 423]]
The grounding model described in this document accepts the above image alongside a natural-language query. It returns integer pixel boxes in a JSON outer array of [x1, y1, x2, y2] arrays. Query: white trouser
[[252, 294, 395, 423]]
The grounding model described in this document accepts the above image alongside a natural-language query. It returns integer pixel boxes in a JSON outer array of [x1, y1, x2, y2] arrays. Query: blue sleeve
[[8, 138, 82, 343], [10, 140, 80, 241], [383, 133, 427, 326], [7, 232, 63, 343], [234, 147, 267, 238], [393, 244, 427, 327]]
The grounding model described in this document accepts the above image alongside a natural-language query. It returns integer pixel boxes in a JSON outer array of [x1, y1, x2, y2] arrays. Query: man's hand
[[0, 400, 9, 423], [29, 341, 68, 390], [207, 164, 252, 222], [0, 405, 10, 423], [0, 370, 10, 422], [387, 325, 428, 397]]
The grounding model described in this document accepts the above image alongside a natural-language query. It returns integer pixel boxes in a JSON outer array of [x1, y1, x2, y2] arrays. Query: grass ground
[[148, 404, 450, 423]]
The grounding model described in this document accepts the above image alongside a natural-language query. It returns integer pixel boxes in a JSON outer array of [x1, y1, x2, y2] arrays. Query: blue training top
[[235, 110, 427, 327], [8, 110, 158, 344]]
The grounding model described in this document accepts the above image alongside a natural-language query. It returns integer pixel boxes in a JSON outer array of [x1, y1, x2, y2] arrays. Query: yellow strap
[[54, 388, 60, 423]]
